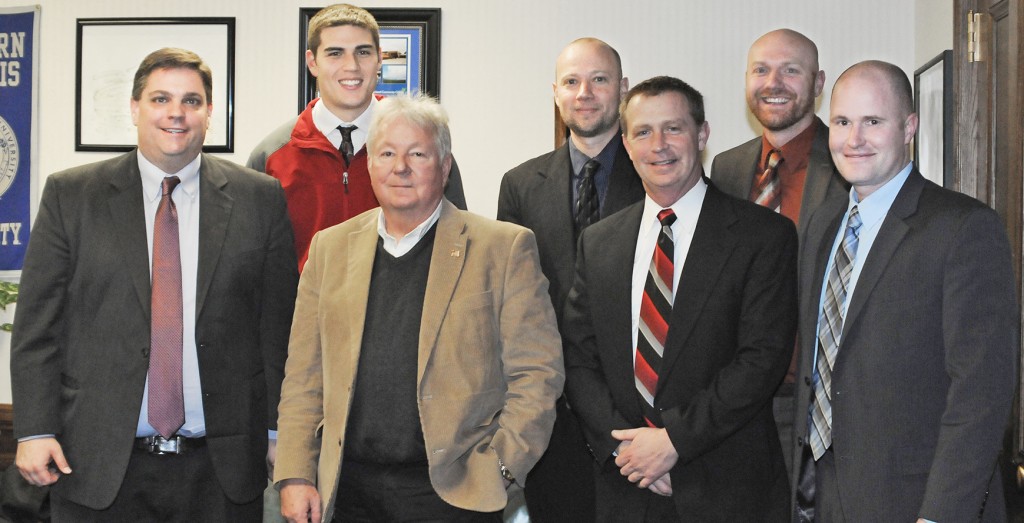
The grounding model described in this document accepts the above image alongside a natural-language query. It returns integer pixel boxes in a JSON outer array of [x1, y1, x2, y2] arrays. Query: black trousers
[[50, 445, 260, 522], [334, 460, 502, 522]]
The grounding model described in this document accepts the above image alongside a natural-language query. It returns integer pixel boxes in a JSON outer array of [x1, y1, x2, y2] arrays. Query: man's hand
[[16, 438, 71, 486], [648, 473, 672, 496], [280, 478, 321, 523], [611, 427, 678, 489], [266, 438, 277, 481]]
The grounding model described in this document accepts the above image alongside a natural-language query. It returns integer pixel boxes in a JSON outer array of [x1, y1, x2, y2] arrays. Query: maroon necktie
[[635, 209, 676, 428], [148, 176, 184, 439], [751, 149, 783, 212]]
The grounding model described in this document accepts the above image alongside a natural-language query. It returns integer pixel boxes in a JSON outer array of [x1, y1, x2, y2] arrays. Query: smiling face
[[307, 24, 382, 121], [745, 30, 824, 141], [369, 117, 451, 232], [130, 67, 211, 174], [622, 91, 709, 207], [829, 66, 917, 200], [553, 39, 628, 140]]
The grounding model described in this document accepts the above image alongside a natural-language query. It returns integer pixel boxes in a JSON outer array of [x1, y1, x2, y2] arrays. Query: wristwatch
[[498, 458, 515, 483]]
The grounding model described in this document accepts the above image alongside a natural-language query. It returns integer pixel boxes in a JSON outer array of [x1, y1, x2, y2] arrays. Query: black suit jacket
[[563, 181, 796, 521], [11, 151, 298, 509], [792, 170, 1016, 521], [497, 137, 646, 328], [710, 117, 848, 242]]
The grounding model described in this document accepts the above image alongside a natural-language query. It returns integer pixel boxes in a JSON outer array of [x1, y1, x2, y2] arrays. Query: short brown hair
[[620, 76, 705, 130], [132, 48, 213, 102], [308, 4, 380, 55]]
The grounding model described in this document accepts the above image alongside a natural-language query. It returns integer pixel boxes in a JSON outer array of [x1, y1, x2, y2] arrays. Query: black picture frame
[[75, 17, 235, 153], [298, 7, 441, 113], [913, 50, 953, 188]]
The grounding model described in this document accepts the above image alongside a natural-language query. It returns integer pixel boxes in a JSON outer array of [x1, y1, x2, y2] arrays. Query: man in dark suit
[[710, 29, 849, 472], [497, 37, 645, 522], [792, 60, 1016, 522], [10, 48, 298, 521], [564, 75, 796, 521]]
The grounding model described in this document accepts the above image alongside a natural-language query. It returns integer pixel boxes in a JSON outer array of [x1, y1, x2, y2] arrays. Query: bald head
[[834, 60, 914, 118], [553, 37, 628, 146], [556, 37, 622, 81], [745, 28, 825, 144], [749, 29, 819, 71]]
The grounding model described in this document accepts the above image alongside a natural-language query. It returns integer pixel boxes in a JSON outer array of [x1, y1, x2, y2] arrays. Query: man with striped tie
[[563, 75, 797, 521], [792, 60, 1015, 523]]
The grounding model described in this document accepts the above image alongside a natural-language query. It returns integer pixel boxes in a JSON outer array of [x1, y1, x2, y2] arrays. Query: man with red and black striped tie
[[562, 76, 797, 521]]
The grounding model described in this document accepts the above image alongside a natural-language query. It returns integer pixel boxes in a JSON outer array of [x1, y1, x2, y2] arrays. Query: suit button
[[141, 347, 149, 357], [804, 376, 811, 386], [797, 437, 805, 446], [199, 343, 208, 350]]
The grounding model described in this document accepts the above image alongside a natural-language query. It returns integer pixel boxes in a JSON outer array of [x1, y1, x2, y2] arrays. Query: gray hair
[[367, 94, 452, 161]]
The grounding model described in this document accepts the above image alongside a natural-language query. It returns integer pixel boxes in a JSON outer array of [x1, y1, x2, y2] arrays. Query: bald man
[[710, 29, 849, 473], [497, 38, 645, 522], [792, 60, 1015, 522]]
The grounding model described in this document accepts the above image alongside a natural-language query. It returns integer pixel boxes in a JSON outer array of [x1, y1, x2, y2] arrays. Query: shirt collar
[[641, 177, 708, 232], [137, 151, 201, 202], [376, 200, 444, 247], [760, 119, 818, 173], [847, 161, 914, 225], [568, 133, 621, 176], [311, 96, 377, 138]]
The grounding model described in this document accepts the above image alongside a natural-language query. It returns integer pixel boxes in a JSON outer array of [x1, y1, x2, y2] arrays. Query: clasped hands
[[611, 427, 678, 497]]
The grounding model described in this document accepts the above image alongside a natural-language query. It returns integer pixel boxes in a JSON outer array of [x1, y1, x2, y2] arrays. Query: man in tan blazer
[[275, 94, 564, 523]]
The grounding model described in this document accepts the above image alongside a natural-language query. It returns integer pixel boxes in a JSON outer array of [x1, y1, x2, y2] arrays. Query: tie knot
[[337, 124, 357, 139], [847, 205, 862, 230], [581, 159, 600, 178], [766, 149, 783, 170], [161, 176, 181, 197], [657, 208, 676, 227]]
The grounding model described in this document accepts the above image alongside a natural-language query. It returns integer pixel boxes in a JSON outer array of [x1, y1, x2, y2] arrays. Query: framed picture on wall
[[913, 50, 953, 188], [76, 17, 235, 152], [298, 7, 441, 113]]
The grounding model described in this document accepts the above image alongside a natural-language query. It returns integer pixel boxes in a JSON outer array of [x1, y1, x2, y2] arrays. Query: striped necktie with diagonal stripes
[[751, 149, 783, 212], [809, 205, 862, 460], [635, 208, 677, 428]]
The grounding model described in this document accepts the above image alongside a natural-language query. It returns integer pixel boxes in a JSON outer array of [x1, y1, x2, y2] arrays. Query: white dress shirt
[[312, 96, 377, 154], [629, 179, 707, 366]]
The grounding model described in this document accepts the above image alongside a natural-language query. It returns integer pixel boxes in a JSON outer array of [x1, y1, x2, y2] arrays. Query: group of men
[[8, 3, 1016, 522]]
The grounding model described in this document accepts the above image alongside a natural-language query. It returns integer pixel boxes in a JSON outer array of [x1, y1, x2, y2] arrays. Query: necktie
[[809, 206, 862, 460], [574, 159, 601, 237], [338, 124, 358, 167], [635, 209, 676, 428], [751, 149, 783, 212], [149, 176, 184, 439]]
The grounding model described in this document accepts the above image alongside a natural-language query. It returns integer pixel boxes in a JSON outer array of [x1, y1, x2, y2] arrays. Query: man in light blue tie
[[792, 60, 1016, 522]]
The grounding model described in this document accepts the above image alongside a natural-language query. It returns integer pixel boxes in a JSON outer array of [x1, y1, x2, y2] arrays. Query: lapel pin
[[450, 249, 461, 257]]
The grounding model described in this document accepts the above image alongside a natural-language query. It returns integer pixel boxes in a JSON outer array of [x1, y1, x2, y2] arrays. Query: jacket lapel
[[107, 151, 152, 316], [797, 118, 840, 239], [840, 171, 924, 344], [343, 213, 380, 371], [417, 201, 467, 382], [598, 203, 646, 424], [659, 184, 738, 382], [195, 154, 233, 319], [602, 137, 644, 217], [539, 144, 575, 251]]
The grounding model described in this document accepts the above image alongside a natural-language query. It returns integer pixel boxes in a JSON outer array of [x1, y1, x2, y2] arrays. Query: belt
[[134, 435, 207, 455]]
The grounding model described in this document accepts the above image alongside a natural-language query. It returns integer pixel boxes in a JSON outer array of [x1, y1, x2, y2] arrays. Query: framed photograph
[[298, 8, 441, 112], [76, 17, 235, 152], [913, 50, 953, 188]]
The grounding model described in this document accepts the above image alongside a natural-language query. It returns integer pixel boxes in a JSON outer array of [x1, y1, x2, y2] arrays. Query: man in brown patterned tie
[[710, 29, 850, 475], [563, 75, 797, 521], [11, 48, 297, 521]]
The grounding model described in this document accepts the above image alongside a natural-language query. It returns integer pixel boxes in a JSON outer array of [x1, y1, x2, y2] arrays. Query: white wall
[[0, 0, 923, 402], [915, 0, 955, 68]]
